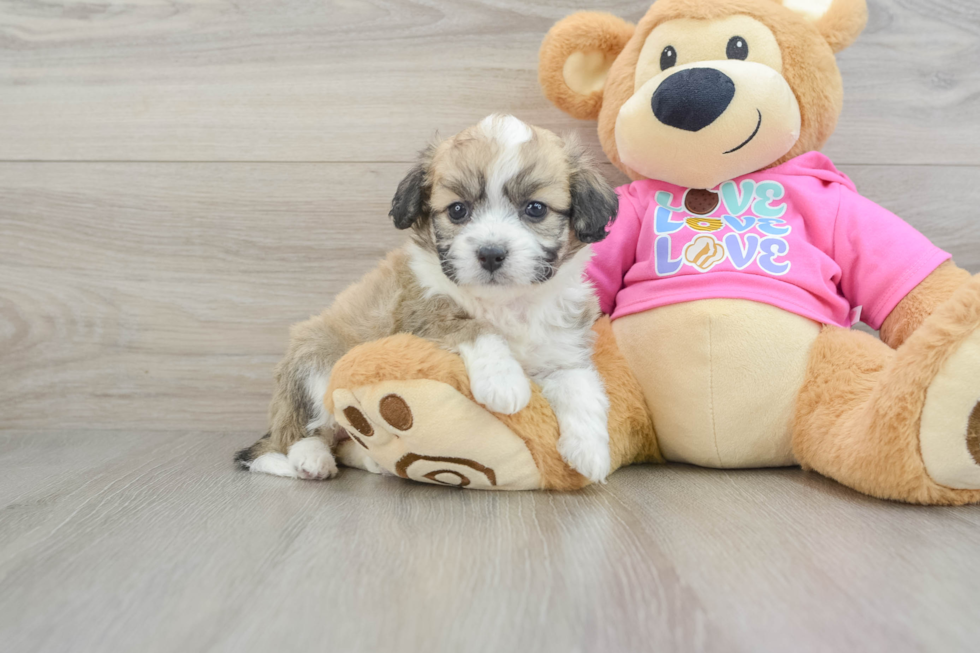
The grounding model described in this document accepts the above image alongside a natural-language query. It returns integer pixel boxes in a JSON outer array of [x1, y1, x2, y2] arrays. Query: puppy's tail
[[234, 432, 277, 470]]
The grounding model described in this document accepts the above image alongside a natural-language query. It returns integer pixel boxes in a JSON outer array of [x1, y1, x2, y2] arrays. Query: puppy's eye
[[447, 202, 469, 224], [660, 45, 677, 71], [524, 201, 548, 221], [726, 36, 748, 60]]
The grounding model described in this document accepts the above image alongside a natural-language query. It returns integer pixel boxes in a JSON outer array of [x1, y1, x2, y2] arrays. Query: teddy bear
[[323, 0, 980, 504]]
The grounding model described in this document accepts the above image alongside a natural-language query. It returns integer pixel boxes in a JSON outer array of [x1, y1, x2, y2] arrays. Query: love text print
[[653, 180, 791, 276]]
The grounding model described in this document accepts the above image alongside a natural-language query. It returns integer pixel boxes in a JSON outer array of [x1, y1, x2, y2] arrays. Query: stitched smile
[[724, 109, 762, 154]]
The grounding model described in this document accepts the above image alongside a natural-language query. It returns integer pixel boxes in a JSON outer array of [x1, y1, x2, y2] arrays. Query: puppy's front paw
[[287, 437, 339, 480], [459, 334, 531, 415], [468, 356, 532, 415], [557, 426, 612, 483], [538, 366, 612, 483]]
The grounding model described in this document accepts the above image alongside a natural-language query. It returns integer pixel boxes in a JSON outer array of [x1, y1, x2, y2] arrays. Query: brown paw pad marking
[[341, 428, 368, 450], [968, 402, 980, 465], [423, 470, 471, 487], [395, 454, 496, 487], [684, 188, 719, 215], [379, 394, 413, 431], [343, 406, 373, 438]]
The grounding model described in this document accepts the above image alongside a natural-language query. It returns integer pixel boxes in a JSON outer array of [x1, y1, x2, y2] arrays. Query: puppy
[[235, 115, 619, 482]]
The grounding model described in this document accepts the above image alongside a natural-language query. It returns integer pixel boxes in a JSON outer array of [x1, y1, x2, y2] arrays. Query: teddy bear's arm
[[879, 261, 971, 348]]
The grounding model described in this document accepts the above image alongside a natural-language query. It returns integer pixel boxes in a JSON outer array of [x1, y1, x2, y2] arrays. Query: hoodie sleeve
[[833, 184, 950, 330], [585, 185, 642, 316]]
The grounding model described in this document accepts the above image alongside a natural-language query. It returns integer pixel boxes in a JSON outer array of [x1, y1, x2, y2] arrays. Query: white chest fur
[[409, 244, 596, 378]]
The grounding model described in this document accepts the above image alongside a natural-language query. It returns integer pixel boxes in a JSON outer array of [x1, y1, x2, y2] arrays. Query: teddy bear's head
[[540, 0, 868, 189]]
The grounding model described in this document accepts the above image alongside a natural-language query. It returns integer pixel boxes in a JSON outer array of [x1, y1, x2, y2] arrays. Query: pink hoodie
[[586, 151, 949, 329]]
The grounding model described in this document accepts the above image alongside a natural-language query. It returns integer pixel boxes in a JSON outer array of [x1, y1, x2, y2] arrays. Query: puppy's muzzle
[[652, 67, 736, 132], [477, 245, 508, 273]]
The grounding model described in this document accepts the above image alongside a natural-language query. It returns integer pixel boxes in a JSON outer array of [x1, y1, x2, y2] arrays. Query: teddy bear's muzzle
[[615, 60, 801, 189]]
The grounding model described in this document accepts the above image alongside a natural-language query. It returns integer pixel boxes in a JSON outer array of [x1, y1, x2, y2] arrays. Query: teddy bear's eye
[[726, 36, 749, 60], [660, 45, 677, 71]]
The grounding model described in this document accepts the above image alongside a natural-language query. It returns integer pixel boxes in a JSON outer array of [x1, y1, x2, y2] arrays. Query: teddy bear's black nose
[[651, 67, 736, 132]]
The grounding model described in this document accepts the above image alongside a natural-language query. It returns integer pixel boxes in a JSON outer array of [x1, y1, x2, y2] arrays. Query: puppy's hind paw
[[287, 437, 339, 480], [247, 452, 299, 478]]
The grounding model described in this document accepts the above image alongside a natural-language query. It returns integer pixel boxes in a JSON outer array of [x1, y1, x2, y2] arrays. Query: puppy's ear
[[390, 149, 433, 230], [569, 164, 619, 244]]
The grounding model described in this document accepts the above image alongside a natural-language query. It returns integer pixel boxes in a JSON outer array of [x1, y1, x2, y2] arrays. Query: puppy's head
[[389, 115, 618, 288]]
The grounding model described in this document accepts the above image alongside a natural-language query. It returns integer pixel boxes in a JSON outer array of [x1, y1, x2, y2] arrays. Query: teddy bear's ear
[[539, 12, 635, 121], [780, 0, 868, 52]]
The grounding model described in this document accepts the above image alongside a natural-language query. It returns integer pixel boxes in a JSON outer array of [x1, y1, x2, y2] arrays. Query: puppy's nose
[[651, 67, 736, 132], [477, 245, 507, 273]]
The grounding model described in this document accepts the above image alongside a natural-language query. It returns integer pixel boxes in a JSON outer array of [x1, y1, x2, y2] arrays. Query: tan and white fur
[[235, 115, 620, 483]]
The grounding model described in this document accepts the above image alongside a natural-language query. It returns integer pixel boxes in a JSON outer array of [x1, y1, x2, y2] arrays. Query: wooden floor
[[4, 432, 980, 652], [2, 1, 980, 651]]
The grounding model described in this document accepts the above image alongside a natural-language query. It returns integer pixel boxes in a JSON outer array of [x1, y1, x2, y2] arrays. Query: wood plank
[[0, 162, 407, 433], [0, 0, 978, 165], [609, 465, 980, 653], [1, 162, 978, 432], [1, 430, 979, 652], [823, 0, 980, 165]]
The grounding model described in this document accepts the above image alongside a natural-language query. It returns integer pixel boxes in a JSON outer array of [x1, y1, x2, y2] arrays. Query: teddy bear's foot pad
[[921, 329, 980, 489], [331, 379, 544, 490], [335, 438, 384, 474], [967, 403, 980, 465]]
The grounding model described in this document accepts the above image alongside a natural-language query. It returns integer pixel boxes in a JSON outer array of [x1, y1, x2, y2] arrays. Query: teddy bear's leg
[[323, 318, 658, 490], [794, 275, 980, 505], [325, 334, 580, 490], [334, 438, 383, 474]]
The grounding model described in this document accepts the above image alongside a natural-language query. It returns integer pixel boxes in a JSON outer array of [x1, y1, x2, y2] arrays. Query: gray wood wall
[[2, 0, 978, 434]]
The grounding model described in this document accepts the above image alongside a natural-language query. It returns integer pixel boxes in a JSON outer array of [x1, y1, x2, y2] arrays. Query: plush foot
[[968, 405, 980, 463], [286, 436, 339, 480], [330, 379, 544, 490], [324, 331, 605, 491], [920, 328, 980, 489], [336, 438, 384, 474]]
